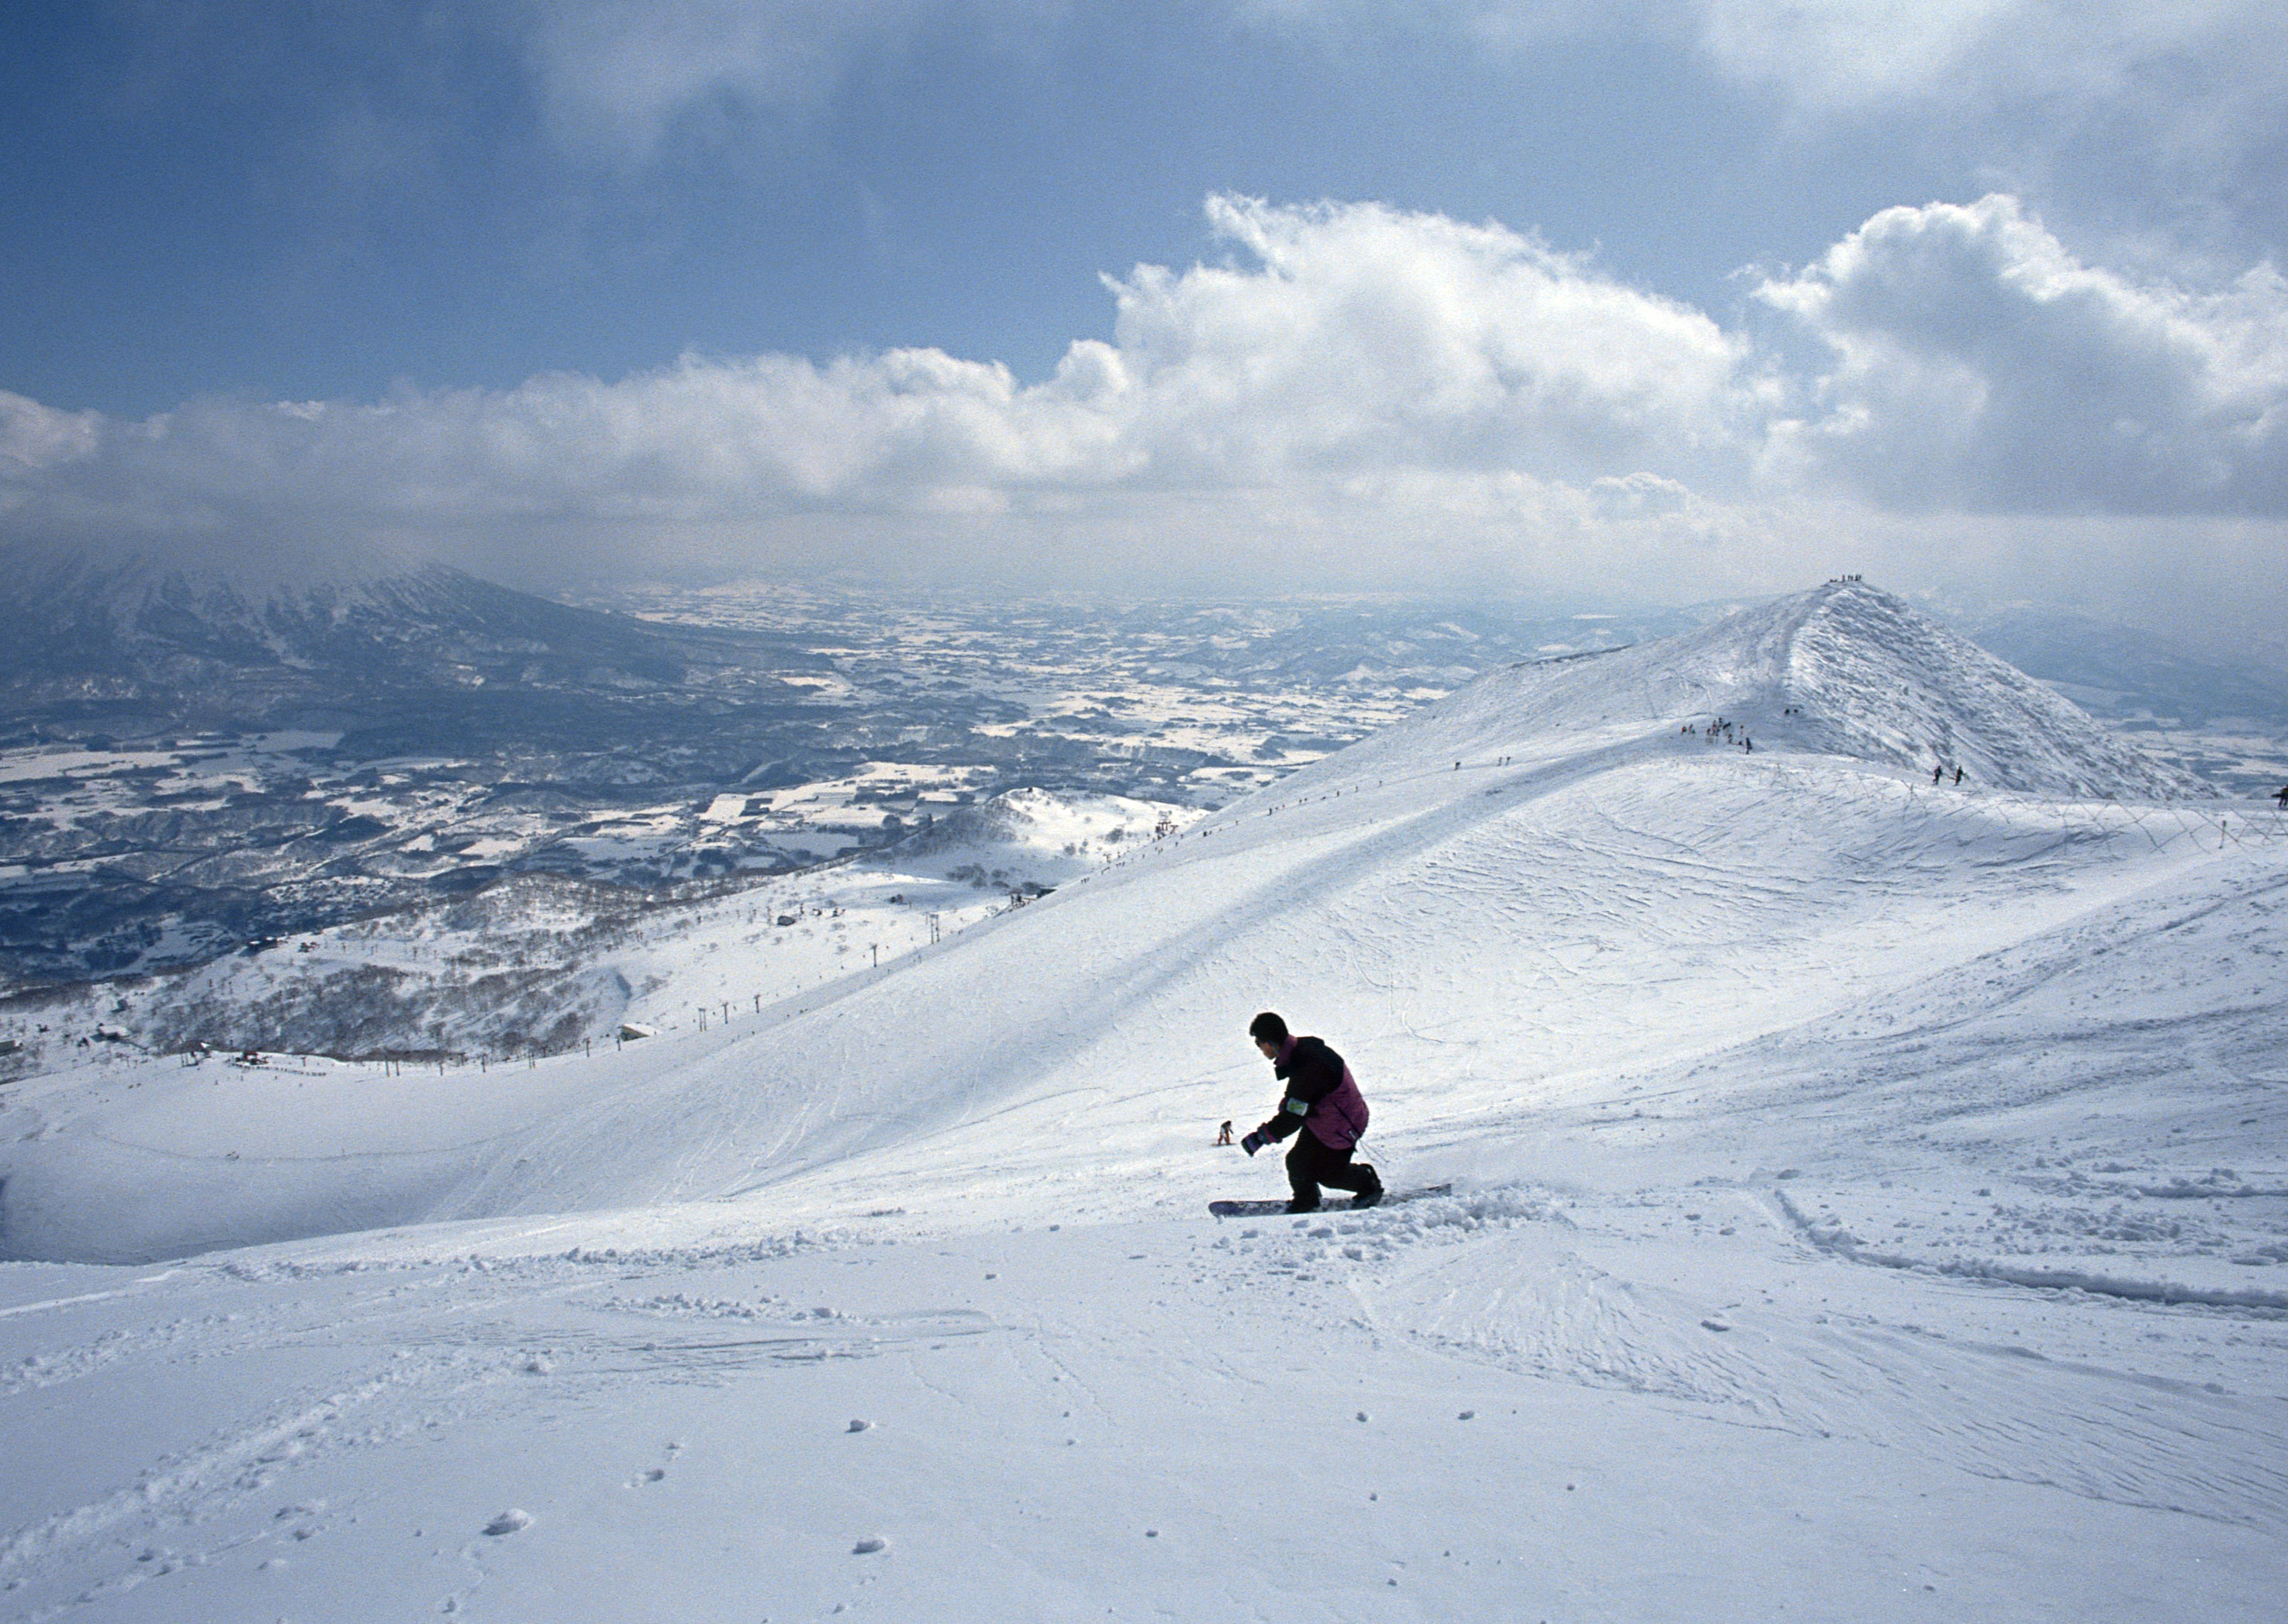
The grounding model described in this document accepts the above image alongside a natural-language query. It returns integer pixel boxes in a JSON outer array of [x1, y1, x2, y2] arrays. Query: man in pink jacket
[[1239, 1011, 1384, 1214]]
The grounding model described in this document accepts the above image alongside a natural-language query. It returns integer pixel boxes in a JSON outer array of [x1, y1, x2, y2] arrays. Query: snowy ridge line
[[1775, 1193, 2288, 1315], [1255, 579, 2216, 804], [1149, 744, 2279, 878]]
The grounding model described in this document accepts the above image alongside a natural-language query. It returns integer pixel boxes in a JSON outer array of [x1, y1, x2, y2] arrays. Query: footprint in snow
[[846, 1418, 873, 1432], [482, 1509, 531, 1536], [852, 1536, 888, 1555]]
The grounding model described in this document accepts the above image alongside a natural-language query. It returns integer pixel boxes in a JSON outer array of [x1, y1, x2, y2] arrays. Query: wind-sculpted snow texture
[[0, 580, 2282, 1620]]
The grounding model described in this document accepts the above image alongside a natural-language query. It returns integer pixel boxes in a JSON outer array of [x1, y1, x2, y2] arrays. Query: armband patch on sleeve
[[1283, 1097, 1309, 1116]]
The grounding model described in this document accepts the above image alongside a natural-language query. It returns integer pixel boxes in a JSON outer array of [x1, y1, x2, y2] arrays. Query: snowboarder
[[1237, 1012, 1382, 1213], [1215, 1120, 1234, 1146], [2276, 783, 2288, 809]]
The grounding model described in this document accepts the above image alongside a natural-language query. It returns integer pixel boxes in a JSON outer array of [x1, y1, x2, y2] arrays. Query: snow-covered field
[[2, 582, 2283, 1621]]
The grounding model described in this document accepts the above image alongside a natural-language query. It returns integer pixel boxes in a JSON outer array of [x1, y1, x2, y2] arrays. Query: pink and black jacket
[[1256, 1035, 1369, 1152]]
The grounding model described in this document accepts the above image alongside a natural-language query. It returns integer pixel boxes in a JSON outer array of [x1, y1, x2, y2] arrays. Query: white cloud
[[2, 193, 2283, 637], [0, 197, 1750, 567], [1689, 1, 2276, 114], [1757, 195, 2288, 513], [532, 1, 2286, 174], [0, 392, 100, 477], [1105, 198, 1749, 485], [1691, 0, 2288, 230], [1235, 2, 2286, 119], [1232, 2, 2288, 200]]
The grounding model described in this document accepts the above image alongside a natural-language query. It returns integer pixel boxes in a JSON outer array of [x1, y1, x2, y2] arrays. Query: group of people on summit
[[1682, 718, 1753, 752]]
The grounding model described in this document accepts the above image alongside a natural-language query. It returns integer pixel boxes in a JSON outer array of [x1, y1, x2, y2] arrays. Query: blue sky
[[4, 2, 1941, 413], [2, 2, 2285, 652]]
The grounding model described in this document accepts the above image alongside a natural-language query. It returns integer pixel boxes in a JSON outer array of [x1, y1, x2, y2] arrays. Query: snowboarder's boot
[[1284, 1194, 1321, 1215], [1351, 1166, 1384, 1209]]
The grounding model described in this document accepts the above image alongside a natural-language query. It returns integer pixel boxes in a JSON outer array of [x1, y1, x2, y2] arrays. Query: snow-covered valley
[[0, 786, 1193, 1073], [1, 581, 2283, 1621]]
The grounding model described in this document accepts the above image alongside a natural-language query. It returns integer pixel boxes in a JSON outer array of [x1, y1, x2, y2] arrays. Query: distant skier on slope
[[1237, 1011, 1383, 1214]]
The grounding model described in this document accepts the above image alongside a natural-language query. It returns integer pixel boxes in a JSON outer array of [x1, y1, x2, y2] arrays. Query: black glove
[[1240, 1130, 1266, 1156]]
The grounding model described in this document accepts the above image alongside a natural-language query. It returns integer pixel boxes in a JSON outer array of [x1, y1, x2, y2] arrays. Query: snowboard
[[1208, 1183, 1450, 1218]]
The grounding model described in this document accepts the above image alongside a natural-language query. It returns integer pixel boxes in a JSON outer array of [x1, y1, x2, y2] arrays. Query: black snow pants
[[1286, 1132, 1374, 1208]]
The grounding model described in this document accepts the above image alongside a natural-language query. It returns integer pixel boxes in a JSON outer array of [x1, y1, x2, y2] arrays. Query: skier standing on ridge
[[1238, 1012, 1383, 1213]]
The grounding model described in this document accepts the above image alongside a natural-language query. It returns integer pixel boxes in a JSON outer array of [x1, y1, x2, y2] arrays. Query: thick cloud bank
[[2, 195, 2283, 623], [1761, 195, 2288, 514]]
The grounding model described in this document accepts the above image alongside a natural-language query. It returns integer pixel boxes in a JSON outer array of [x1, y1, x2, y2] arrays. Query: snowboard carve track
[[1209, 1183, 1451, 1218], [1773, 1189, 2288, 1315]]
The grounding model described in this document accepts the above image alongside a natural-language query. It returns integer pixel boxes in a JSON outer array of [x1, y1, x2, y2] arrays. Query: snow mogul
[[1239, 1011, 1384, 1213]]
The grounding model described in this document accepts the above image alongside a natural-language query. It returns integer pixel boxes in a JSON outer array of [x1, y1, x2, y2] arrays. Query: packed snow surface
[[1, 581, 2282, 1620]]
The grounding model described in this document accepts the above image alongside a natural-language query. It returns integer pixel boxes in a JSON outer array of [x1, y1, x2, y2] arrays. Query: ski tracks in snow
[[1335, 1184, 2288, 1539], [0, 1235, 1007, 1619]]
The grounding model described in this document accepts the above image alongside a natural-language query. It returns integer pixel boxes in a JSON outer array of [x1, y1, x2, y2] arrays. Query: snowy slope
[[0, 580, 2282, 1622], [0, 581, 2234, 1259]]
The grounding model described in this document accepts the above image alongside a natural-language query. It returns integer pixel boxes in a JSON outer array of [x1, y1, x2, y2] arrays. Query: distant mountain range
[[0, 548, 759, 741], [7, 547, 2277, 750], [1940, 603, 2288, 729]]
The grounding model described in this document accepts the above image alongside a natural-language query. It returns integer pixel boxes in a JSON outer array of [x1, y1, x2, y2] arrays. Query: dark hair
[[1248, 1011, 1288, 1045]]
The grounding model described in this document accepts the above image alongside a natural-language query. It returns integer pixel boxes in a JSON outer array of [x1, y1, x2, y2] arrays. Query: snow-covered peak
[[9, 548, 578, 641], [3, 537, 424, 620], [0, 543, 685, 697], [1312, 579, 2210, 801]]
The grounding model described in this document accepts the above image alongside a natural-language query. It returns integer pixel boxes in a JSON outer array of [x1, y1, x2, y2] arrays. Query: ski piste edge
[[1208, 1183, 1452, 1218]]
